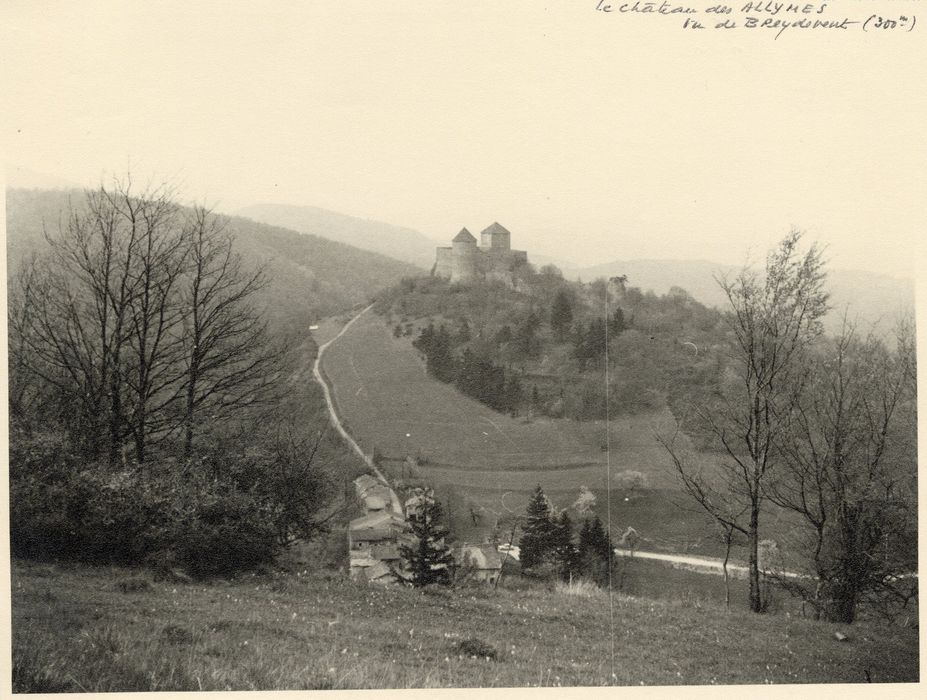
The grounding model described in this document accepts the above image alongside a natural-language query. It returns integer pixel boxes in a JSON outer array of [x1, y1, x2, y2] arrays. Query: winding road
[[312, 304, 403, 515]]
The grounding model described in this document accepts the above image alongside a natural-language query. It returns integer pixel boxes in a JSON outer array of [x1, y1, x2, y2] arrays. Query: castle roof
[[481, 222, 510, 236], [452, 228, 476, 243]]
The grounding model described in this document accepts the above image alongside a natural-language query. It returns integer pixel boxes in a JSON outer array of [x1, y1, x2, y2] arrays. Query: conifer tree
[[519, 484, 558, 570], [397, 489, 454, 587], [577, 515, 615, 586]]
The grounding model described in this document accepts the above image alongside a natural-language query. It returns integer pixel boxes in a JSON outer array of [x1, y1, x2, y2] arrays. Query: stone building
[[433, 222, 528, 285], [347, 510, 412, 582], [453, 543, 503, 585]]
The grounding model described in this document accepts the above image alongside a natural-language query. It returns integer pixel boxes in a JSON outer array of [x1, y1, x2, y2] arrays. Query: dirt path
[[615, 549, 749, 576], [312, 304, 402, 515], [615, 549, 806, 580]]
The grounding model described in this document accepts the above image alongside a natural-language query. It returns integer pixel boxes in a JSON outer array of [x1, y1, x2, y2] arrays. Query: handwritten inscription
[[594, 0, 918, 38]]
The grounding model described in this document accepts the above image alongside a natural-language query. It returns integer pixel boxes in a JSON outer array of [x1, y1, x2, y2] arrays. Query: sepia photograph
[[2, 1, 923, 695]]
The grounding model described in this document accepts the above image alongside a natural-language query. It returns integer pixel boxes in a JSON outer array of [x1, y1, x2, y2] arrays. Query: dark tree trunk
[[748, 504, 763, 613]]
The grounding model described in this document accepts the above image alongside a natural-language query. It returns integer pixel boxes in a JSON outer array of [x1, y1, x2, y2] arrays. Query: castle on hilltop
[[433, 222, 528, 284]]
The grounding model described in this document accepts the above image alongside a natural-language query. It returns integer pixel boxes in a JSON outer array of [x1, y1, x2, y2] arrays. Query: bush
[[9, 433, 285, 578], [554, 578, 606, 599]]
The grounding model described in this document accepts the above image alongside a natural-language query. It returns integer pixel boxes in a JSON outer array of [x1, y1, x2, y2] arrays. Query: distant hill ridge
[[235, 202, 912, 337], [236, 203, 438, 270], [10, 189, 912, 338]]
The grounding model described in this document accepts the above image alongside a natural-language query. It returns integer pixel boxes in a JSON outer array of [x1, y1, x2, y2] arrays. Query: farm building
[[353, 474, 403, 516], [347, 510, 412, 581], [453, 544, 503, 584]]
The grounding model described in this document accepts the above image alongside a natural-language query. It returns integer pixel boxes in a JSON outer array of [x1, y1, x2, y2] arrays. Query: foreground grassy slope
[[11, 560, 918, 690]]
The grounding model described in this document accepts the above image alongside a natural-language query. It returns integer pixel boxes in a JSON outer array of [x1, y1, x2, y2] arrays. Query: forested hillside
[[374, 268, 727, 421]]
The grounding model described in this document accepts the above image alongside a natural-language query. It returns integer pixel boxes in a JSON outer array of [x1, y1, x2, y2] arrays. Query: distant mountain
[[572, 259, 914, 337], [236, 203, 438, 270], [6, 188, 421, 333]]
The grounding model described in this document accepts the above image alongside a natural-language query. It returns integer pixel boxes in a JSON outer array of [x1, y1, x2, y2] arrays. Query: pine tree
[[519, 484, 558, 570], [577, 515, 615, 586], [397, 490, 455, 587]]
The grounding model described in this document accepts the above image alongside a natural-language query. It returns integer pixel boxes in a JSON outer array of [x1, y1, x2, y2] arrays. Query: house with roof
[[453, 543, 504, 585], [347, 509, 412, 581], [353, 474, 403, 517], [433, 222, 528, 285]]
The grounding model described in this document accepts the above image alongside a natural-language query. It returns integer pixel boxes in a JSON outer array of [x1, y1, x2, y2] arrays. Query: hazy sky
[[3, 1, 924, 276]]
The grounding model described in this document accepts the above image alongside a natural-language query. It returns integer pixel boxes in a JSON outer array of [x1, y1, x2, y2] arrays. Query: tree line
[[412, 322, 526, 415], [519, 485, 618, 587]]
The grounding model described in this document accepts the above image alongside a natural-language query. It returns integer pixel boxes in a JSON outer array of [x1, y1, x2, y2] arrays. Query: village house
[[354, 473, 404, 516], [453, 543, 503, 585], [348, 474, 412, 582], [347, 509, 412, 582]]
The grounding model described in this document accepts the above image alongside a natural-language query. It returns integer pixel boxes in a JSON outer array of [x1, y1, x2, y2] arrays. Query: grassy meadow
[[318, 311, 735, 556], [11, 558, 918, 691], [318, 311, 679, 473]]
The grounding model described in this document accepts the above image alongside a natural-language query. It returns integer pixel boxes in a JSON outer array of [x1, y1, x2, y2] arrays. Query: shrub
[[554, 578, 606, 599], [9, 433, 285, 578]]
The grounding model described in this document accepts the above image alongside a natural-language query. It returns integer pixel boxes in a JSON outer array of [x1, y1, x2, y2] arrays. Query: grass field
[[11, 559, 918, 691], [319, 311, 680, 473], [317, 312, 735, 556]]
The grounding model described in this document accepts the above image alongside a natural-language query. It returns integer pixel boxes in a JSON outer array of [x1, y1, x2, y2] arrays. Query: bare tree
[[9, 181, 286, 465], [12, 180, 182, 463], [661, 230, 829, 613], [767, 318, 917, 622], [119, 186, 188, 462], [177, 205, 287, 457]]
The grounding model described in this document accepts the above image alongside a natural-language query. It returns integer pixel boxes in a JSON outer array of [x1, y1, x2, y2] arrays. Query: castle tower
[[450, 227, 478, 282], [480, 222, 511, 251]]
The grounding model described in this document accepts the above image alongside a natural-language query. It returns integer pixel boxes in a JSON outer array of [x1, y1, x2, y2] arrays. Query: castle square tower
[[480, 222, 511, 251]]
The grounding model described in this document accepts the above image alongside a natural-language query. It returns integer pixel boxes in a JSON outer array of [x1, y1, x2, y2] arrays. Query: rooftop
[[480, 222, 510, 236], [452, 227, 476, 243]]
